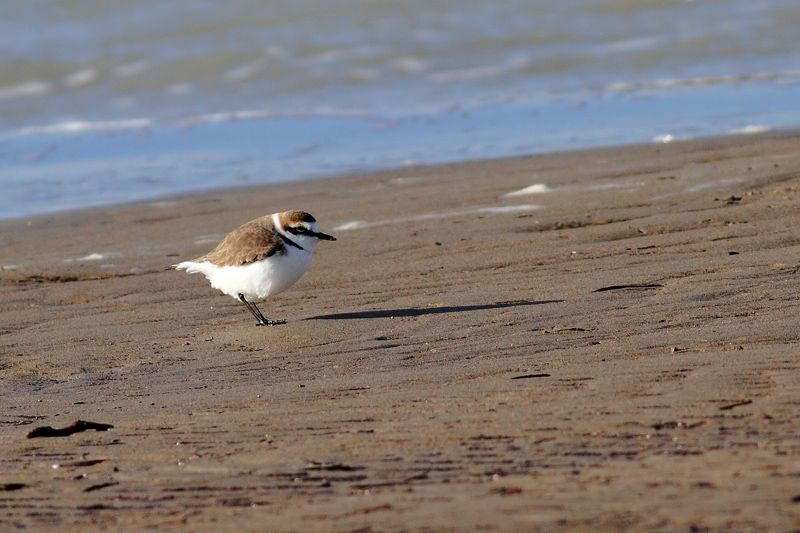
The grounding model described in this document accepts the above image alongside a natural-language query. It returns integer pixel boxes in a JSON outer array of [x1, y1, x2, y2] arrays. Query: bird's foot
[[255, 318, 286, 326]]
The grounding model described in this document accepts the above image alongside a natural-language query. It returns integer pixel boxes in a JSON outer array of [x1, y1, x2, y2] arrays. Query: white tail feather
[[173, 261, 214, 276]]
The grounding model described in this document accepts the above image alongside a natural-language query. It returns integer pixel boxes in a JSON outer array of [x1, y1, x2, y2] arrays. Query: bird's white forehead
[[296, 220, 320, 231], [273, 212, 320, 233]]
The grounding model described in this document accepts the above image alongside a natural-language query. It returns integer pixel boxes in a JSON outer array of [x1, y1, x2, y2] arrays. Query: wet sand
[[2, 133, 800, 531]]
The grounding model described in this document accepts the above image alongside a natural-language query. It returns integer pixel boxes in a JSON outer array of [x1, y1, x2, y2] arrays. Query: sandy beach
[[2, 133, 800, 531]]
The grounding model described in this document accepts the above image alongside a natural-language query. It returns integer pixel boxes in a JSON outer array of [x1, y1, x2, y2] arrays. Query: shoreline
[[1, 129, 795, 227], [4, 83, 799, 221], [2, 132, 800, 530]]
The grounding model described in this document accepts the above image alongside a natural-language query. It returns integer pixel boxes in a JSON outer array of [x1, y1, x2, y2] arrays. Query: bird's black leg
[[252, 301, 286, 326], [238, 293, 262, 322], [238, 294, 285, 326]]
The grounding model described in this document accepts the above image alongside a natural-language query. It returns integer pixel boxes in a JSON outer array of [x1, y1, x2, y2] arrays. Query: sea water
[[1, 0, 799, 219]]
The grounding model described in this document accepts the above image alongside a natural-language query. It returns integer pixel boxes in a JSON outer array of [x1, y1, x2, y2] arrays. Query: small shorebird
[[174, 210, 335, 326]]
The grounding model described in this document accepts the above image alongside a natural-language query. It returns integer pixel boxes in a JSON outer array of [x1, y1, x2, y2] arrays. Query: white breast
[[205, 247, 313, 302]]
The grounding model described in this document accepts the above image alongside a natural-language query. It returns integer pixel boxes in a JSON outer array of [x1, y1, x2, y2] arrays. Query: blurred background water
[[2, 0, 799, 218]]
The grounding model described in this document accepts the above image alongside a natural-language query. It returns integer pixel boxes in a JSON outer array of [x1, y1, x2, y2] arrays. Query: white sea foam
[[179, 108, 365, 126], [181, 110, 275, 125], [389, 57, 428, 74], [334, 204, 541, 231], [505, 184, 552, 197], [9, 118, 153, 138], [606, 71, 800, 93], [113, 60, 150, 78], [0, 81, 51, 101], [652, 134, 678, 144], [224, 62, 262, 82], [597, 36, 663, 54], [728, 124, 770, 135], [0, 107, 370, 139], [63, 68, 97, 88]]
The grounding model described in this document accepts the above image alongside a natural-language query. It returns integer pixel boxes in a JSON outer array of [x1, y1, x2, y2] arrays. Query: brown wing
[[196, 217, 286, 267]]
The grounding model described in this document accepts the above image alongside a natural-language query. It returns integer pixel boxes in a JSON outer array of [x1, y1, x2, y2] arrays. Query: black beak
[[314, 231, 336, 241]]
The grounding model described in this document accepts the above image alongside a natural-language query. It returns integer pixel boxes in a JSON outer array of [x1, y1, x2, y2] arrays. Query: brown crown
[[278, 210, 316, 230]]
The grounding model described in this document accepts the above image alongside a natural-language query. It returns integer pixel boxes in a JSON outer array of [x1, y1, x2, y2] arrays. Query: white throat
[[272, 212, 317, 252]]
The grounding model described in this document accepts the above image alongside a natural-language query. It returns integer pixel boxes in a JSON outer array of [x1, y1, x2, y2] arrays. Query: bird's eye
[[294, 226, 307, 233]]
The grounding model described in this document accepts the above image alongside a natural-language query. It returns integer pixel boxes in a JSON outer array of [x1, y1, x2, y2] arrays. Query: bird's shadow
[[306, 299, 563, 320]]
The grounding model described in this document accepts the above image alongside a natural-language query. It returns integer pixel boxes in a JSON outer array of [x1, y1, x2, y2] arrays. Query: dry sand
[[2, 133, 800, 531]]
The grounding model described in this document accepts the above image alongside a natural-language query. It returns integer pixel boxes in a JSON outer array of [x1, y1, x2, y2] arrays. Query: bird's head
[[277, 210, 336, 249]]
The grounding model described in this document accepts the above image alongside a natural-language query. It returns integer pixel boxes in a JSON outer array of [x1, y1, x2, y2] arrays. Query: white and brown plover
[[174, 210, 335, 325]]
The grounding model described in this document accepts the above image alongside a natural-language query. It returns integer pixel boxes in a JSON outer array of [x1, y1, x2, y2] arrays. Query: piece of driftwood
[[593, 283, 663, 292], [27, 420, 113, 438]]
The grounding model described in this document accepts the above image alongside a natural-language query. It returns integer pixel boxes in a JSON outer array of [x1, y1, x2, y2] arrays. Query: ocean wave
[[63, 68, 97, 88], [0, 81, 52, 101], [113, 60, 151, 78], [224, 62, 263, 82], [0, 108, 373, 139], [7, 118, 153, 138], [429, 54, 531, 84], [605, 71, 800, 93], [177, 108, 366, 126], [0, 67, 791, 141]]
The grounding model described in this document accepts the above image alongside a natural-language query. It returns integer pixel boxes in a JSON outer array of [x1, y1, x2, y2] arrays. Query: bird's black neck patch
[[278, 231, 304, 251]]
